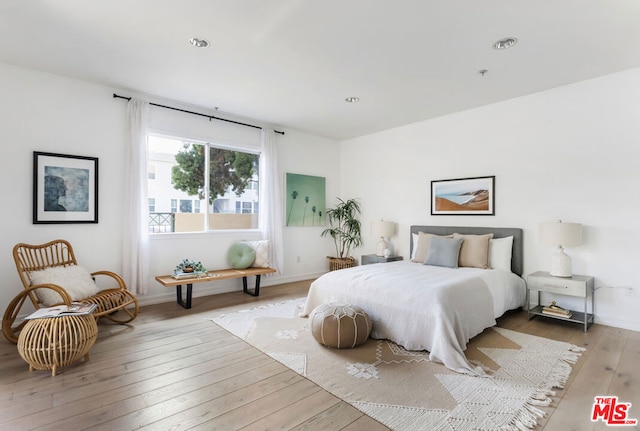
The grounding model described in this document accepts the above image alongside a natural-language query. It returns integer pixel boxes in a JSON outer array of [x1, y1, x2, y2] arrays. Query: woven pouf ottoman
[[309, 303, 372, 349], [17, 314, 98, 376]]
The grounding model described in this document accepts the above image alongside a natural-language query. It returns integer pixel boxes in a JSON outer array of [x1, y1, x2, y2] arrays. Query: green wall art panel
[[286, 173, 326, 226]]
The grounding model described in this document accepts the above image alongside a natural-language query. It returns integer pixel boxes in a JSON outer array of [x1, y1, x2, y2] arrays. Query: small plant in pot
[[174, 259, 207, 276], [321, 198, 363, 270]]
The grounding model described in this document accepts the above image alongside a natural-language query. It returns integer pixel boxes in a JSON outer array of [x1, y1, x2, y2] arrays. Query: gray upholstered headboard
[[409, 225, 524, 276]]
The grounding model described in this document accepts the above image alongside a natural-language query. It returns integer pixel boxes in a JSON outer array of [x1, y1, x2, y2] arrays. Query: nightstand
[[526, 271, 594, 332], [361, 254, 403, 265]]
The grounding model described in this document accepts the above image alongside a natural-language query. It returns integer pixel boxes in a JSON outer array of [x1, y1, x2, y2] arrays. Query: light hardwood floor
[[1, 280, 638, 431]]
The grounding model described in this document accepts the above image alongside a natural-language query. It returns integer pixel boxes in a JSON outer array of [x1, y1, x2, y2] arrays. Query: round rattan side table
[[17, 313, 98, 376]]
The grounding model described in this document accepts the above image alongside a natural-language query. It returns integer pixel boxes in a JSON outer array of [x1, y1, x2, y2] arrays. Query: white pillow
[[29, 265, 100, 306], [410, 233, 418, 261], [243, 240, 270, 268], [488, 236, 514, 272]]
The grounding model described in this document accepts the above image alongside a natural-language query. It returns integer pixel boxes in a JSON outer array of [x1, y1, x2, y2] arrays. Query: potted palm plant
[[321, 198, 363, 270]]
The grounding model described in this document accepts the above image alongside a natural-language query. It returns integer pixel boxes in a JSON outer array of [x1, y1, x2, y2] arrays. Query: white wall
[[0, 62, 340, 315], [0, 63, 127, 316], [340, 67, 640, 331]]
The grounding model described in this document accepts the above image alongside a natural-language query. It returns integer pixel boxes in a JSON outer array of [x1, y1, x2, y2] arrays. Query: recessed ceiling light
[[492, 37, 518, 50], [345, 97, 360, 103], [189, 37, 210, 48]]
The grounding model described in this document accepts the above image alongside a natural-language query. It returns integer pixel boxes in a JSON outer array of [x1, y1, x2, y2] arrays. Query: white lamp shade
[[539, 221, 582, 247], [371, 220, 395, 257], [371, 220, 395, 238], [539, 220, 582, 277]]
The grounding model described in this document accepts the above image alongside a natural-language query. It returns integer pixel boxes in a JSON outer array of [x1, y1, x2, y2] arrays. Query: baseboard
[[594, 315, 640, 332], [137, 271, 325, 307], [263, 271, 325, 286]]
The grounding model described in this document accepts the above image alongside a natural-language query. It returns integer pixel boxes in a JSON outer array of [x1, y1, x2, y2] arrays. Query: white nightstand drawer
[[527, 276, 587, 297]]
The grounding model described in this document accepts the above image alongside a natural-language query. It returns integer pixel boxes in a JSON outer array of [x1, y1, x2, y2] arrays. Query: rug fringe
[[505, 345, 584, 431], [562, 344, 585, 364], [553, 344, 585, 388], [502, 398, 548, 430], [528, 390, 554, 406]]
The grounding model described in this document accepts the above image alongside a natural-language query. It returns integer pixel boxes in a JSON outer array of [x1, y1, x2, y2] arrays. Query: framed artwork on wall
[[285, 173, 326, 226], [431, 175, 495, 215], [33, 151, 99, 224]]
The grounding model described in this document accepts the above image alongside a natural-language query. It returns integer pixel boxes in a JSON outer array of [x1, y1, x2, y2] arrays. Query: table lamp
[[371, 220, 395, 257], [539, 220, 582, 277]]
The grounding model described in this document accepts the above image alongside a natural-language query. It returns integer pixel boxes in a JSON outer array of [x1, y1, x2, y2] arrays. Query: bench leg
[[176, 284, 193, 309], [242, 275, 261, 297]]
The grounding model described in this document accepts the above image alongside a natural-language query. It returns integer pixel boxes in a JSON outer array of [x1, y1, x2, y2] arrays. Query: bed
[[301, 225, 526, 375]]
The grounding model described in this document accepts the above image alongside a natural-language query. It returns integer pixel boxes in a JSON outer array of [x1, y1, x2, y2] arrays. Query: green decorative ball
[[227, 242, 256, 269]]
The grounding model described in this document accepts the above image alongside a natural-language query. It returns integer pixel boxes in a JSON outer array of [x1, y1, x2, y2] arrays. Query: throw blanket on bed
[[302, 262, 499, 376]]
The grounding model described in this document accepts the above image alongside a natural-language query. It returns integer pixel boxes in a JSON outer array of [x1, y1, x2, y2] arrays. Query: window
[[147, 134, 260, 233], [148, 164, 156, 180], [236, 200, 258, 214], [179, 199, 192, 213], [148, 198, 156, 213]]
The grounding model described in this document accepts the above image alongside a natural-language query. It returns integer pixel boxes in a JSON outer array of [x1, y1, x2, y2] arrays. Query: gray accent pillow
[[424, 237, 464, 268], [411, 232, 453, 263]]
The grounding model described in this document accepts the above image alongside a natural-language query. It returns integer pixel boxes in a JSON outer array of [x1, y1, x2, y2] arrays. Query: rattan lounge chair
[[3, 239, 139, 343]]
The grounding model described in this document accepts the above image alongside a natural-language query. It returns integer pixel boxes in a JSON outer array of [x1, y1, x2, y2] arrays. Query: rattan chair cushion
[[29, 265, 99, 305]]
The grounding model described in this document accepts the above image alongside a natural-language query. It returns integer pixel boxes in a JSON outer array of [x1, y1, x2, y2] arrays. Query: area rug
[[210, 298, 584, 431]]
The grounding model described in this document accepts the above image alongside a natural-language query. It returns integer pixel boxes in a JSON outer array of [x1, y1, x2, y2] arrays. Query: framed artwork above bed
[[431, 176, 495, 215]]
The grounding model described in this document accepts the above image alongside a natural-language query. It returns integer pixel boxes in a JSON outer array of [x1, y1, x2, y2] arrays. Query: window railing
[[149, 212, 175, 233]]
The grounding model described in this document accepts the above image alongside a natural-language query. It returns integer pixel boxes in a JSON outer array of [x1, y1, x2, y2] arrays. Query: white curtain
[[122, 99, 150, 294], [259, 129, 284, 274]]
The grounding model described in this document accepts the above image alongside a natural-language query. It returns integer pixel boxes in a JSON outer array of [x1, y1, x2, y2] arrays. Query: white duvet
[[301, 261, 526, 375]]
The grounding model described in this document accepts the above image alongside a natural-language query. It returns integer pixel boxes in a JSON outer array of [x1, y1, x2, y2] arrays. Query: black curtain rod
[[113, 93, 284, 135]]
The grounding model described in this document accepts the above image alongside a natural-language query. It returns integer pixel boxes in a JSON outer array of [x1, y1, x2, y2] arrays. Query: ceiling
[[1, 1, 639, 140]]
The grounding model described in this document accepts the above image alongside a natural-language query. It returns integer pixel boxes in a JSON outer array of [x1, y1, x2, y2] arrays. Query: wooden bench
[[155, 267, 276, 309]]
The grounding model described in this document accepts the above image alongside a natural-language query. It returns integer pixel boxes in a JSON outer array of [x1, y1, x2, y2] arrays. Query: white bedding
[[301, 260, 526, 375]]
